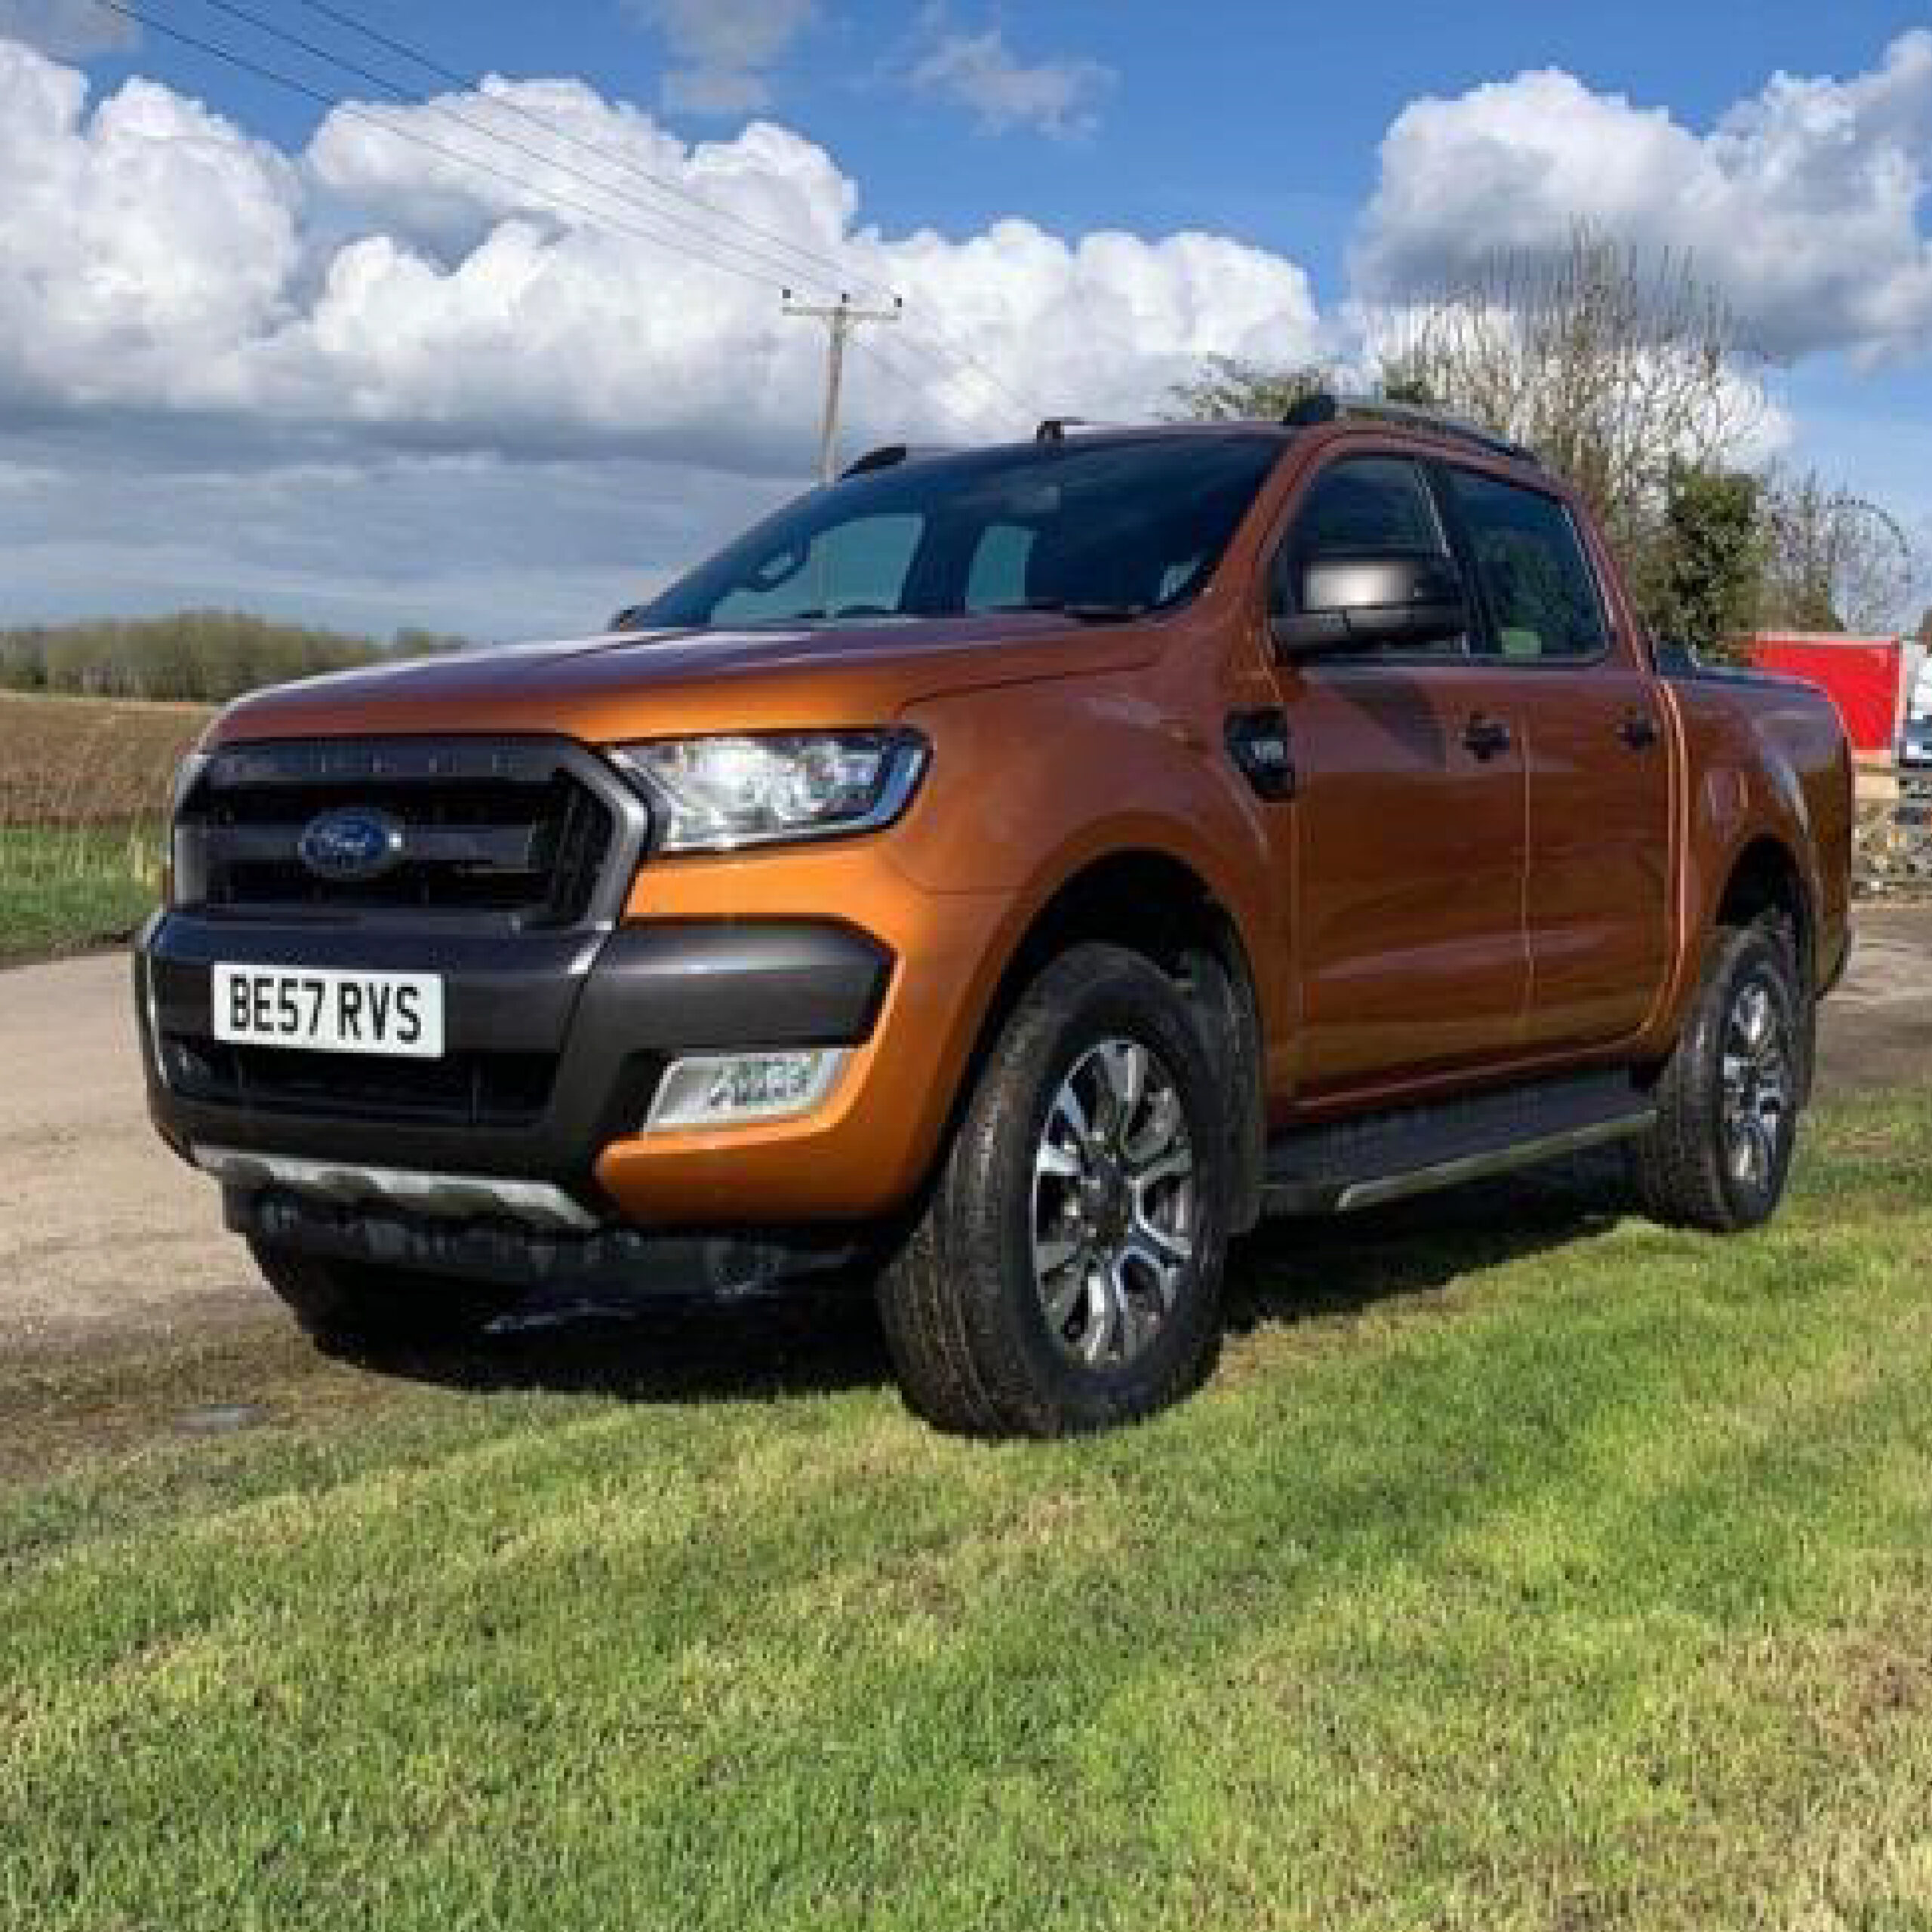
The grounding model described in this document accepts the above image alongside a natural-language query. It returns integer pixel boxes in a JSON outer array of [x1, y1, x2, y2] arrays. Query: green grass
[[0, 824, 159, 963], [5, 1093, 1932, 1929]]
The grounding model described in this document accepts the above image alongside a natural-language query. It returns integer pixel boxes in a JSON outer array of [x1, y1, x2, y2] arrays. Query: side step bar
[[1260, 1069, 1655, 1217]]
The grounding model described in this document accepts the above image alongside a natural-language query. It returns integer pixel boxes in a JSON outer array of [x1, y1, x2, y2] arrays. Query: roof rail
[[1281, 392, 1540, 467], [1033, 417, 1141, 443], [838, 443, 957, 479]]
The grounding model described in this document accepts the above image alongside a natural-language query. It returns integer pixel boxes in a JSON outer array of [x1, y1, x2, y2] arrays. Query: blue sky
[[2, 0, 1929, 635], [92, 0, 1932, 271]]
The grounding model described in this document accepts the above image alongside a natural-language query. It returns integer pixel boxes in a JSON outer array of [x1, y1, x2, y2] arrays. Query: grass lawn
[[0, 826, 159, 964], [5, 1090, 1932, 1929]]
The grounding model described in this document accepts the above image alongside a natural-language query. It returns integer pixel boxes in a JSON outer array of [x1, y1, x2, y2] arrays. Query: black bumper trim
[[140, 914, 892, 1207], [587, 922, 891, 1050], [230, 1186, 868, 1295]]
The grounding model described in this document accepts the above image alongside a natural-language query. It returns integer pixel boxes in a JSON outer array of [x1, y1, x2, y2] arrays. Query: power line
[[848, 334, 992, 443], [193, 0, 863, 299], [272, 0, 1040, 426], [284, 0, 900, 307], [88, 0, 789, 292], [84, 0, 1027, 442]]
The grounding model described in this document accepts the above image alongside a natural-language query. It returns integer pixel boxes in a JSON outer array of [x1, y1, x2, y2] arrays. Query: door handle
[[1619, 711, 1660, 752], [1461, 713, 1513, 761]]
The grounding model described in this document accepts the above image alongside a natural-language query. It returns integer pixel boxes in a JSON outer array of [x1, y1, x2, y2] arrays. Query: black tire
[[248, 1238, 522, 1347], [875, 943, 1230, 1438], [1630, 918, 1809, 1232]]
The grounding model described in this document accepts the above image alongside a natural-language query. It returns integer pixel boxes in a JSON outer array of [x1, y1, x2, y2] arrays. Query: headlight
[[610, 730, 928, 854]]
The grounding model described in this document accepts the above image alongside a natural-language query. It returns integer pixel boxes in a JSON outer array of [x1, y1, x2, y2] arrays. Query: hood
[[211, 613, 1161, 746]]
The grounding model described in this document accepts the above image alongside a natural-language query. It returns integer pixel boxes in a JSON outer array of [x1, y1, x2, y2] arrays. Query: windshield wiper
[[983, 598, 1148, 623]]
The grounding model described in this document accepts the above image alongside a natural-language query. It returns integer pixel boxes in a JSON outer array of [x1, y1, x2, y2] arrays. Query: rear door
[[1265, 453, 1531, 1095], [1434, 463, 1672, 1050]]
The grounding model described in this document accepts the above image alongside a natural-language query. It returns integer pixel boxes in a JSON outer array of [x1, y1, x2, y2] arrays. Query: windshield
[[632, 435, 1284, 631]]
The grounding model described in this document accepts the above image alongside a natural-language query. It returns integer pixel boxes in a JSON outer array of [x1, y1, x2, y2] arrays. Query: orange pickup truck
[[137, 397, 1854, 1436]]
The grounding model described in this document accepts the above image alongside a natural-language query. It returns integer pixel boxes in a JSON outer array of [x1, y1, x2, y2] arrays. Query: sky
[[1, 0, 1930, 639]]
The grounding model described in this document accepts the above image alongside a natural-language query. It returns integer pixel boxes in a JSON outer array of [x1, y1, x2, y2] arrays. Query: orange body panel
[[201, 420, 1852, 1229]]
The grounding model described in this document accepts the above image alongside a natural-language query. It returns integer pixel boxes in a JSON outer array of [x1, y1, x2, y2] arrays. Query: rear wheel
[[1631, 918, 1807, 1232], [876, 943, 1229, 1437], [248, 1239, 521, 1346]]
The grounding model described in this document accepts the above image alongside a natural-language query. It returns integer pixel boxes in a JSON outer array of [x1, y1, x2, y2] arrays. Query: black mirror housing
[[1271, 551, 1468, 660]]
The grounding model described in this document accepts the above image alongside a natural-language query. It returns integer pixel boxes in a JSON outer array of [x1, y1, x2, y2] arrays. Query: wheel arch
[[1714, 833, 1814, 986], [1709, 832, 1818, 1101], [949, 847, 1269, 1234]]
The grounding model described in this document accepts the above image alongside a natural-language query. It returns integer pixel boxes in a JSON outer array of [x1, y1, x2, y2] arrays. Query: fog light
[[645, 1049, 848, 1132]]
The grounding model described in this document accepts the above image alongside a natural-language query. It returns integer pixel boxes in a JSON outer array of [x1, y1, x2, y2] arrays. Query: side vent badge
[[1225, 709, 1295, 801]]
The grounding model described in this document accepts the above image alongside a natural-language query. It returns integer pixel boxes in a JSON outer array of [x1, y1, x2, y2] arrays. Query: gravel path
[[0, 952, 262, 1357]]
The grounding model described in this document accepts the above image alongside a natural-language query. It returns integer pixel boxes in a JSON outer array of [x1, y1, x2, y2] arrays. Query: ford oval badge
[[297, 807, 405, 882]]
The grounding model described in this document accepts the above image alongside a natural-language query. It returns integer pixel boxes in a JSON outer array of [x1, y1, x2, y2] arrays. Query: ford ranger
[[137, 397, 1854, 1436]]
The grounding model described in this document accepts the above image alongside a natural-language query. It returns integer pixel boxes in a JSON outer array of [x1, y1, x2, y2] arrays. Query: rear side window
[[1446, 469, 1607, 661]]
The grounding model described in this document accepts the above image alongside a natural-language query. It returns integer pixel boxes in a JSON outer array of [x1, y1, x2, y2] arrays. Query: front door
[[1265, 454, 1530, 1097]]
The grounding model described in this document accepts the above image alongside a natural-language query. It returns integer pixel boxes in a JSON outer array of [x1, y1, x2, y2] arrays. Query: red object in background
[[1746, 634, 1903, 756]]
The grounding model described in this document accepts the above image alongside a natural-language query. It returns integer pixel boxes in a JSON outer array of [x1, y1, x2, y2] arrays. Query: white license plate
[[212, 964, 445, 1059]]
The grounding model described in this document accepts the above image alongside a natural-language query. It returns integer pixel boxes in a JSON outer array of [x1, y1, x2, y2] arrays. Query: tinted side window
[[1446, 469, 1607, 661], [1274, 457, 1462, 657]]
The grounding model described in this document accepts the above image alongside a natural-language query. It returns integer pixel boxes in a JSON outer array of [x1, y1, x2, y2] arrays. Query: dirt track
[[2, 910, 1928, 1360], [0, 950, 265, 1357]]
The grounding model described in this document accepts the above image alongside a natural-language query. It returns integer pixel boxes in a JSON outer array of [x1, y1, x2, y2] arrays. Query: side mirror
[[1270, 551, 1468, 659]]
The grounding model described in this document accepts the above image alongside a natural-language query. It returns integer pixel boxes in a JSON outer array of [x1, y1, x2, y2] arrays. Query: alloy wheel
[[1030, 1038, 1198, 1370], [1721, 974, 1792, 1195]]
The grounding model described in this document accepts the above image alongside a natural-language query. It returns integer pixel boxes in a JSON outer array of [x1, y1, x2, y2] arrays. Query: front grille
[[162, 1034, 558, 1128], [174, 738, 631, 928]]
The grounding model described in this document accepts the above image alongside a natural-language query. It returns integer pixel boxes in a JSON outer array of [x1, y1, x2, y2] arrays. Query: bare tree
[[1168, 229, 1929, 642], [1756, 469, 1921, 634], [1375, 226, 1765, 561], [1168, 228, 1764, 626]]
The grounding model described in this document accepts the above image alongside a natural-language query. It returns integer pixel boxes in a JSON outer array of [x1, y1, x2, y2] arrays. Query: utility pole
[[783, 290, 903, 483]]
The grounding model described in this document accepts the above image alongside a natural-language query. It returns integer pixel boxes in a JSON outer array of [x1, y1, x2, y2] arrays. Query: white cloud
[[1355, 30, 1932, 361], [0, 35, 1320, 631], [0, 40, 1321, 464], [0, 0, 134, 60], [624, 0, 816, 116], [0, 40, 300, 413], [910, 26, 1113, 139]]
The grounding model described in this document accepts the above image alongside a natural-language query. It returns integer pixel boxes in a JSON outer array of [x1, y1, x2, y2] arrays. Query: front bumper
[[138, 912, 892, 1224]]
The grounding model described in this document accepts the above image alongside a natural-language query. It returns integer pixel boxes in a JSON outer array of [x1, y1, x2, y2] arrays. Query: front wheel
[[876, 943, 1230, 1438], [1630, 918, 1808, 1232]]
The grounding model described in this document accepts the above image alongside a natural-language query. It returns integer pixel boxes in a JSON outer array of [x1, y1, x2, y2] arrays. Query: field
[[5, 1087, 1932, 1930], [0, 691, 208, 961]]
